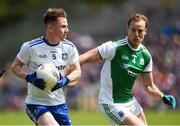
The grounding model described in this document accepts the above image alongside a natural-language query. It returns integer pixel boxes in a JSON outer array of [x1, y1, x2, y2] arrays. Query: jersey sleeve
[[98, 41, 116, 60], [68, 46, 79, 64], [17, 42, 31, 65], [143, 56, 153, 72]]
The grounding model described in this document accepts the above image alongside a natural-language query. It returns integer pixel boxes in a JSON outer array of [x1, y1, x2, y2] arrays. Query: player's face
[[127, 19, 147, 48], [51, 17, 69, 40]]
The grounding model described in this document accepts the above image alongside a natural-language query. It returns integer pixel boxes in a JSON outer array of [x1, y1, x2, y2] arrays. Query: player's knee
[[37, 112, 59, 125], [122, 115, 147, 126]]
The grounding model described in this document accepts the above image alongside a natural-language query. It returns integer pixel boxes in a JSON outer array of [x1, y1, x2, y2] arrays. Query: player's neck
[[127, 39, 141, 51], [45, 35, 62, 45]]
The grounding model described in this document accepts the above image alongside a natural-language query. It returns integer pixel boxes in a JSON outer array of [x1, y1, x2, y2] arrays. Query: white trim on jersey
[[143, 57, 153, 72]]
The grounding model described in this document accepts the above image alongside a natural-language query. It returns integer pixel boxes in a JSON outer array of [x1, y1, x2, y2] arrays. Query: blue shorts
[[25, 103, 71, 125]]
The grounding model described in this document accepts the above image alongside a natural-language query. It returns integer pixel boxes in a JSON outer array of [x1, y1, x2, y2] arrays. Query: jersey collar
[[43, 36, 60, 47]]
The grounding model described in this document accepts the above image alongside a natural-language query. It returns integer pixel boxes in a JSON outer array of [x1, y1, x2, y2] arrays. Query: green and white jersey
[[98, 37, 152, 104]]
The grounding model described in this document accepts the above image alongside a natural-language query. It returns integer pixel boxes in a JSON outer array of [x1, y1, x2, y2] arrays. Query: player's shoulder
[[112, 37, 128, 45], [99, 37, 127, 50], [140, 44, 150, 53], [140, 44, 152, 57], [62, 39, 75, 47], [27, 36, 44, 48]]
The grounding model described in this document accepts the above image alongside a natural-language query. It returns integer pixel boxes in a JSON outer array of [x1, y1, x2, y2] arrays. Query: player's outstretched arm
[[140, 72, 176, 108], [79, 47, 102, 66], [65, 47, 101, 75]]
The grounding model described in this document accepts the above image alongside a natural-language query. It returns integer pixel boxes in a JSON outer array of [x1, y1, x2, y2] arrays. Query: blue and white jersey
[[17, 36, 79, 105]]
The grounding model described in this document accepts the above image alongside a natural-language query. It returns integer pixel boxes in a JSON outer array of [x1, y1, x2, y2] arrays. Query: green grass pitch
[[0, 109, 180, 125]]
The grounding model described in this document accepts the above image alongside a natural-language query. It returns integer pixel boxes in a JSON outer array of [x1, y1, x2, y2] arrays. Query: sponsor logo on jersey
[[62, 53, 68, 60], [120, 64, 138, 77], [56, 65, 66, 70], [122, 55, 129, 60], [38, 54, 47, 58]]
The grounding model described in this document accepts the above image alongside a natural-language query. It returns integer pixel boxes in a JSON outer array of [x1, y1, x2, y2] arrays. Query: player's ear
[[144, 28, 148, 35], [47, 24, 54, 32]]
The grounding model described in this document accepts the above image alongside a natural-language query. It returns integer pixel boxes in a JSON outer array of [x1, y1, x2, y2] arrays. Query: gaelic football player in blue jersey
[[79, 13, 176, 125], [11, 8, 81, 125]]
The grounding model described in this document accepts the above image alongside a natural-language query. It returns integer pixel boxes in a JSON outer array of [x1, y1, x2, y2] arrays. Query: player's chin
[[65, 34, 68, 38], [61, 35, 67, 40], [134, 39, 142, 44]]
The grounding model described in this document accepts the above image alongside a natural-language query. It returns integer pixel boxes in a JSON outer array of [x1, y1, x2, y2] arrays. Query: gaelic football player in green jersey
[[79, 13, 176, 125]]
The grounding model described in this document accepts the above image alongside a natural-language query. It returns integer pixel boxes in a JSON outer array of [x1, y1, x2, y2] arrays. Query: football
[[36, 63, 60, 91]]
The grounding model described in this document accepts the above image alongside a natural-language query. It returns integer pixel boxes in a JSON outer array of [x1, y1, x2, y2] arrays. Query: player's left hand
[[51, 74, 70, 92], [162, 95, 176, 108]]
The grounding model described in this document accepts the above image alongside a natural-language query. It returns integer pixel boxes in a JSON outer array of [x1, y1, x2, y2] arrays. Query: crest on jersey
[[140, 58, 144, 65], [62, 53, 68, 60], [118, 111, 124, 117]]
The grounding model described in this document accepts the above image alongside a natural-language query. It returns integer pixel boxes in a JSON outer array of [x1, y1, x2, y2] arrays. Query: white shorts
[[99, 97, 143, 125]]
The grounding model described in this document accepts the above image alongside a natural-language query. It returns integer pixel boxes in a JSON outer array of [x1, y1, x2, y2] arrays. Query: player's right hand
[[51, 74, 70, 92], [162, 95, 176, 108], [25, 72, 45, 90]]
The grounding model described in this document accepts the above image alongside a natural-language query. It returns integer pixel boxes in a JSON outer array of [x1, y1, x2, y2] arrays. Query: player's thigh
[[137, 111, 148, 125], [122, 113, 147, 125], [99, 104, 129, 125], [51, 104, 71, 126], [99, 104, 146, 125], [37, 112, 59, 125], [25, 104, 58, 125]]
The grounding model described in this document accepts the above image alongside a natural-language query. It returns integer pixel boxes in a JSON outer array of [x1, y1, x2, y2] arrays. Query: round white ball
[[36, 63, 60, 91]]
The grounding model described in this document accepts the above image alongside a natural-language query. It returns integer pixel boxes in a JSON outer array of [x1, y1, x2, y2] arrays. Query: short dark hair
[[128, 13, 148, 29], [43, 8, 67, 25]]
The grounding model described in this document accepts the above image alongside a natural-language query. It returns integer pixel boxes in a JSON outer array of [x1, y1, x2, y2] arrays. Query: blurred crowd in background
[[0, 0, 179, 111]]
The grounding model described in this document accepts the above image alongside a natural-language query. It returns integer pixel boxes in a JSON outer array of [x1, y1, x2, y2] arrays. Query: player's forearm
[[79, 48, 101, 66], [79, 53, 92, 65], [63, 65, 71, 76], [67, 69, 81, 86], [11, 65, 27, 79], [145, 83, 164, 101], [141, 73, 164, 100], [11, 57, 28, 79]]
